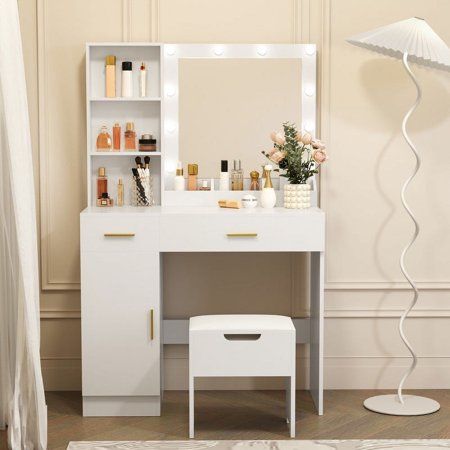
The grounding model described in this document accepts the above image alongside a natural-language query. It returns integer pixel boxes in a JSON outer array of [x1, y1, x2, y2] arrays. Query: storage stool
[[189, 314, 296, 438]]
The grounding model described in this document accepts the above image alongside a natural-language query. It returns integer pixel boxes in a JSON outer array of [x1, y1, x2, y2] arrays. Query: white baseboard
[[41, 355, 450, 391]]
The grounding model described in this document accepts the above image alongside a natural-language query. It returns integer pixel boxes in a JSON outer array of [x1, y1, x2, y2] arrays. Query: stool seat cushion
[[190, 314, 295, 333]]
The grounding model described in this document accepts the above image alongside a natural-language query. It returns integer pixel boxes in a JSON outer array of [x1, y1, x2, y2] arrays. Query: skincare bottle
[[97, 167, 108, 199], [260, 164, 276, 208], [96, 126, 112, 151], [219, 160, 229, 191], [124, 122, 136, 150], [105, 55, 116, 98], [121, 61, 133, 97], [250, 171, 260, 190], [237, 160, 244, 190], [97, 192, 114, 207], [231, 160, 238, 191], [187, 164, 198, 191], [139, 62, 147, 97], [210, 178, 215, 191], [117, 178, 124, 206], [174, 161, 185, 191], [112, 123, 121, 151]]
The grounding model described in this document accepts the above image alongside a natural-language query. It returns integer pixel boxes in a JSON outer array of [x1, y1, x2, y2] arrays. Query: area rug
[[67, 440, 450, 450]]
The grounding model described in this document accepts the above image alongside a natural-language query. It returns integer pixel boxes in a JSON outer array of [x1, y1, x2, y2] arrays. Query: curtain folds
[[0, 0, 47, 448]]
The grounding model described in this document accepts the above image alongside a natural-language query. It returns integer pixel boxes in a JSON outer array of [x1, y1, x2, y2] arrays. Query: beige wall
[[18, 0, 450, 391]]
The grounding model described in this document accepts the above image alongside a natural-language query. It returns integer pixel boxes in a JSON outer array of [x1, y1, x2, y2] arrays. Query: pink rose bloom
[[275, 132, 286, 145], [269, 150, 286, 164], [312, 149, 328, 164], [267, 147, 277, 156], [295, 131, 302, 141], [270, 131, 277, 142], [301, 132, 312, 145], [311, 138, 326, 149]]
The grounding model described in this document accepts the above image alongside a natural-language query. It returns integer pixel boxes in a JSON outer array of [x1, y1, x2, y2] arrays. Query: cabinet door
[[81, 250, 160, 396]]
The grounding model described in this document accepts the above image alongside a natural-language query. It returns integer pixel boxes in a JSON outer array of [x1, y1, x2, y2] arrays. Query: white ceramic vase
[[284, 184, 311, 209]]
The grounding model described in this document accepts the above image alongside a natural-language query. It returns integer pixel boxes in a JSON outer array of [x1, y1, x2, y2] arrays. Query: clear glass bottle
[[237, 159, 244, 190], [112, 123, 121, 151], [124, 122, 136, 150], [231, 160, 238, 191], [96, 126, 112, 151]]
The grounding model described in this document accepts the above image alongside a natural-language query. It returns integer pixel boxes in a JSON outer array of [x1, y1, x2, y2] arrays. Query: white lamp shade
[[347, 17, 450, 71]]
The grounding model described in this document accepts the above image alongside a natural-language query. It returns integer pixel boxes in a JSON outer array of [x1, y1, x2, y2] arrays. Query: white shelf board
[[90, 97, 161, 102], [91, 151, 162, 156]]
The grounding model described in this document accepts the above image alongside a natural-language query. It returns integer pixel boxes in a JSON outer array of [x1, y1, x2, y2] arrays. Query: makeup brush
[[132, 167, 148, 205], [144, 156, 150, 169], [135, 156, 144, 178]]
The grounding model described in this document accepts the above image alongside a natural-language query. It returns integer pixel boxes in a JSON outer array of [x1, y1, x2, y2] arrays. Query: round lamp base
[[364, 394, 440, 416]]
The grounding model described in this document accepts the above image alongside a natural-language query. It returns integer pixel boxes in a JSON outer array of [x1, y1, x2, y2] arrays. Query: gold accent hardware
[[226, 233, 258, 237], [103, 233, 135, 237], [150, 309, 154, 340]]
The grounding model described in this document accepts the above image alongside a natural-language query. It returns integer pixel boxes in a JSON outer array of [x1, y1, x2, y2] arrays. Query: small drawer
[[160, 210, 324, 252], [190, 329, 295, 377], [81, 215, 159, 252]]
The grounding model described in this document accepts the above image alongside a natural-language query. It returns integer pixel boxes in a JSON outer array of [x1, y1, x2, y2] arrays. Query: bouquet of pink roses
[[262, 122, 327, 184]]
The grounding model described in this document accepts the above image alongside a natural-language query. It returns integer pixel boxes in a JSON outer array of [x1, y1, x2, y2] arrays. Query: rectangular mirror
[[179, 58, 302, 179], [162, 44, 316, 194]]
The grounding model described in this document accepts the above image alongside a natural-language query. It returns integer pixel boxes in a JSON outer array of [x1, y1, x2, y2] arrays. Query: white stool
[[189, 314, 296, 438]]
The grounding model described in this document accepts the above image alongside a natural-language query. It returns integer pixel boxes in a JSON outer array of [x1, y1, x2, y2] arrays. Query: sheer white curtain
[[0, 0, 47, 448]]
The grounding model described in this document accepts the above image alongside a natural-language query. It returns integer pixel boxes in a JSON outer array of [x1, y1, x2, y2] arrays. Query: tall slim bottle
[[260, 164, 276, 208]]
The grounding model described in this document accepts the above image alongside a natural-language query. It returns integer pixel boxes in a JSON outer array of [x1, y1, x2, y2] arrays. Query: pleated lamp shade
[[347, 17, 450, 71]]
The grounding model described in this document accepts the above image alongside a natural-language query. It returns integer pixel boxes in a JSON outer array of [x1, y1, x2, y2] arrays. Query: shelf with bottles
[[88, 44, 161, 99], [91, 154, 161, 208]]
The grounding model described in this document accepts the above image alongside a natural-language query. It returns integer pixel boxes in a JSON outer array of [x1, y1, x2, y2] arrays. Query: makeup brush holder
[[131, 174, 154, 206]]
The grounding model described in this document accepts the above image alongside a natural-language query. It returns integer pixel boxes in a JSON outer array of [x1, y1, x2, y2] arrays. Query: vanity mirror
[[162, 44, 317, 200]]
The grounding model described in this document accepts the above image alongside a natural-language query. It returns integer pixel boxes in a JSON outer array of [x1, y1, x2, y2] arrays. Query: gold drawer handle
[[104, 233, 135, 237], [226, 233, 258, 238], [150, 309, 154, 340]]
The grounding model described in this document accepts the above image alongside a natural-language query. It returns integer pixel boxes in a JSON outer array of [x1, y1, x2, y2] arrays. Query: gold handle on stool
[[104, 233, 135, 237], [226, 233, 258, 237], [150, 309, 154, 340]]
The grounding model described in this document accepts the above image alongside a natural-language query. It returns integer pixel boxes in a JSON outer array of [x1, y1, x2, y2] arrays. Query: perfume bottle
[[121, 61, 133, 98], [139, 62, 147, 97], [96, 126, 112, 151], [231, 160, 238, 191], [237, 160, 244, 190], [250, 171, 260, 190], [124, 122, 136, 150], [117, 178, 124, 206], [260, 164, 276, 208], [219, 160, 229, 191], [112, 123, 121, 151], [97, 167, 108, 199]]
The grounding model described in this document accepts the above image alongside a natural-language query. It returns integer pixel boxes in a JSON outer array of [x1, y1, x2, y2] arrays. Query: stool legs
[[189, 375, 194, 438], [286, 375, 296, 437]]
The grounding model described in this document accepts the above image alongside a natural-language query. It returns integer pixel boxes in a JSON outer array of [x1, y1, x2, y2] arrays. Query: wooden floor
[[1, 390, 449, 449]]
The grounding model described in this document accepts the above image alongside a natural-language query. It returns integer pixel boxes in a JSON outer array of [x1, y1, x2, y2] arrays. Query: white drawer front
[[81, 215, 159, 252], [190, 329, 295, 377], [160, 212, 324, 252]]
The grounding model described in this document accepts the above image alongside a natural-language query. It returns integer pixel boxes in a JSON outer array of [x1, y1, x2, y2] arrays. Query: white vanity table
[[80, 43, 325, 418]]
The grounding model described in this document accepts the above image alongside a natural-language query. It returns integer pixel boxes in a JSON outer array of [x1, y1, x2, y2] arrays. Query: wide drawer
[[190, 329, 295, 377], [160, 210, 324, 252], [81, 215, 159, 252]]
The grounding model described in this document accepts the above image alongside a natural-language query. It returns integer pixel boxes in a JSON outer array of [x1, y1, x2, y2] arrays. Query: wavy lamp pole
[[347, 16, 450, 415]]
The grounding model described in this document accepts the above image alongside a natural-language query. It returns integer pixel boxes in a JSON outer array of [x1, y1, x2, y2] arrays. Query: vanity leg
[[189, 375, 194, 438], [289, 375, 296, 437], [309, 251, 324, 415]]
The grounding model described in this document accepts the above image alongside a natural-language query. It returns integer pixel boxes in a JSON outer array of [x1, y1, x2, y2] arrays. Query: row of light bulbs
[[165, 44, 316, 57]]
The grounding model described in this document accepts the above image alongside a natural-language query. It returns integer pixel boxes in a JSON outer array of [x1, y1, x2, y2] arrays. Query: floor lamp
[[347, 17, 450, 416]]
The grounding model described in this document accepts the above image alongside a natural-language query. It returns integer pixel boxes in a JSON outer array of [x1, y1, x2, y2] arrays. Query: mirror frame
[[162, 44, 317, 191]]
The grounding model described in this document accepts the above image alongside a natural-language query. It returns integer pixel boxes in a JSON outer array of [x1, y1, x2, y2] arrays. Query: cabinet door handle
[[104, 233, 135, 237], [150, 309, 154, 340], [226, 233, 258, 238]]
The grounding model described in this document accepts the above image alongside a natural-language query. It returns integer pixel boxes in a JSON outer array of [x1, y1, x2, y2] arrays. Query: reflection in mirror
[[179, 58, 302, 180]]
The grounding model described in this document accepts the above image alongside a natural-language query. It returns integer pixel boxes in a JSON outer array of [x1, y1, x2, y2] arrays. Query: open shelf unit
[[86, 43, 164, 207]]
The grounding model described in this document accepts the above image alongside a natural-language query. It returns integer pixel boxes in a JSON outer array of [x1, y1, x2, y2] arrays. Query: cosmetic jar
[[139, 133, 157, 152]]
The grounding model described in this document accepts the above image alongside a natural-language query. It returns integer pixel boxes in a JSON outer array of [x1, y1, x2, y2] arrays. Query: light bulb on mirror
[[213, 45, 224, 56], [305, 45, 316, 56], [165, 85, 176, 97], [165, 121, 177, 134], [166, 45, 176, 56], [257, 46, 267, 56], [304, 86, 315, 97]]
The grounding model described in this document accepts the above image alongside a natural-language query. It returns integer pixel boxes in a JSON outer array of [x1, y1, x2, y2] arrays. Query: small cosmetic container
[[139, 133, 157, 152], [188, 164, 198, 191], [96, 126, 112, 151]]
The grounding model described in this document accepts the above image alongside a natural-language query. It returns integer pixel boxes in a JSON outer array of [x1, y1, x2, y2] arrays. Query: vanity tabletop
[[80, 206, 325, 217]]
